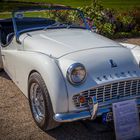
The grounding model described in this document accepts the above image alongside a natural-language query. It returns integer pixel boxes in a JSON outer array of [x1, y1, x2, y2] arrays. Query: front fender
[[14, 51, 68, 114], [120, 43, 140, 64]]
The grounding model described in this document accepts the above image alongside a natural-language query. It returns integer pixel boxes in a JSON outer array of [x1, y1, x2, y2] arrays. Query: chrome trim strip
[[54, 110, 91, 122], [54, 98, 140, 122]]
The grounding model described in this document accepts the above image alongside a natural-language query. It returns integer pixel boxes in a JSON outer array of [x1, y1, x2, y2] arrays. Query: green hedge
[[79, 1, 140, 38]]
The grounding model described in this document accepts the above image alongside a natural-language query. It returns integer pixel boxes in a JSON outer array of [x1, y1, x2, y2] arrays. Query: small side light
[[79, 96, 86, 104]]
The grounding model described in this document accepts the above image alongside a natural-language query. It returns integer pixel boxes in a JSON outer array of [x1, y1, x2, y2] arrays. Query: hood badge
[[109, 59, 117, 68]]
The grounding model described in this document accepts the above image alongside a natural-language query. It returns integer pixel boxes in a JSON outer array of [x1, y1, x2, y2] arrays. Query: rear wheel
[[28, 72, 60, 131]]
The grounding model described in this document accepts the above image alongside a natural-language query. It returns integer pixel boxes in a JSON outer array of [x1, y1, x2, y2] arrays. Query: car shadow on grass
[[47, 119, 115, 140]]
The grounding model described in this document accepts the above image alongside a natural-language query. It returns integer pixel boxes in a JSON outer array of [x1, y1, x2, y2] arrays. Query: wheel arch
[[27, 62, 68, 114]]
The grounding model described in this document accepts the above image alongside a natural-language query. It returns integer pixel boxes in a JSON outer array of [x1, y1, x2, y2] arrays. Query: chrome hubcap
[[30, 83, 45, 123]]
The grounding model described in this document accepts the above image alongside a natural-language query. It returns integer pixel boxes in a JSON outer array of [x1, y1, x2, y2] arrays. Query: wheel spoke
[[30, 83, 45, 123]]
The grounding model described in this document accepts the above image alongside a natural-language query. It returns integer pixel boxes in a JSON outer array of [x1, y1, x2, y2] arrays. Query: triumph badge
[[109, 59, 117, 68]]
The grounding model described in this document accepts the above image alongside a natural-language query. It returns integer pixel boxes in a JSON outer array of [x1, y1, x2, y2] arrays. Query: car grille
[[73, 79, 140, 108]]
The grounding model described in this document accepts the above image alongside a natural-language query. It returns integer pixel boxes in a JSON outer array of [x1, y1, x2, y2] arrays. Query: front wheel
[[28, 72, 60, 131]]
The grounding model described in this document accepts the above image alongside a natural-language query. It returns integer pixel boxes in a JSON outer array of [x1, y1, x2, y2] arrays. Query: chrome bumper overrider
[[54, 96, 140, 122]]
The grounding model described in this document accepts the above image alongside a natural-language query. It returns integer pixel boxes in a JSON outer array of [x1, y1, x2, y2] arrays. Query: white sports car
[[0, 7, 140, 131]]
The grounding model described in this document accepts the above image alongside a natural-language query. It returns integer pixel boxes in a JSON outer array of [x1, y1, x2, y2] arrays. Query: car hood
[[21, 29, 121, 58], [59, 46, 139, 79]]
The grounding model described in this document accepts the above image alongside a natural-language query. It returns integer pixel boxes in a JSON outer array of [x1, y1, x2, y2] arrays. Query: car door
[[1, 38, 17, 80]]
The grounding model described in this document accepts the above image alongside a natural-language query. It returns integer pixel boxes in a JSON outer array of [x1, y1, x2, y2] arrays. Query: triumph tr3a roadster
[[0, 7, 140, 131]]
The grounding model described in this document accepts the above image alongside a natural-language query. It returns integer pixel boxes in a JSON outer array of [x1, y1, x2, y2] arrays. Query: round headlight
[[67, 63, 87, 85]]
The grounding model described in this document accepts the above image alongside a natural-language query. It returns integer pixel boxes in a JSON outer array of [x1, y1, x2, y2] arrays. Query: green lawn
[[14, 0, 140, 10], [101, 0, 140, 10], [0, 0, 140, 18]]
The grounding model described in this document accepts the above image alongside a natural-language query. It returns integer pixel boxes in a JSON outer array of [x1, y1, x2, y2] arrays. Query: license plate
[[102, 112, 113, 123]]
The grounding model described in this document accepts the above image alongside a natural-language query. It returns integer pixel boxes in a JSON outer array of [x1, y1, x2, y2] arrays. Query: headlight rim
[[66, 63, 87, 85]]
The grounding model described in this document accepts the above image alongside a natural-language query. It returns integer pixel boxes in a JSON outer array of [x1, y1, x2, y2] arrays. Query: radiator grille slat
[[73, 79, 140, 108]]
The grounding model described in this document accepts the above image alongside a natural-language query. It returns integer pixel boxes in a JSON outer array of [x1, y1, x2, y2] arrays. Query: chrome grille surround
[[73, 79, 140, 108]]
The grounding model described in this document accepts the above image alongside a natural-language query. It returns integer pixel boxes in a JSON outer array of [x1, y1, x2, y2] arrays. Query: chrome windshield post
[[12, 11, 21, 44]]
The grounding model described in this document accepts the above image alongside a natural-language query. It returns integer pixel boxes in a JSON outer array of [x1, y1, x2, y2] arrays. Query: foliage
[[130, 7, 140, 31], [78, 0, 140, 38], [101, 23, 116, 37], [116, 13, 135, 32], [121, 16, 134, 26]]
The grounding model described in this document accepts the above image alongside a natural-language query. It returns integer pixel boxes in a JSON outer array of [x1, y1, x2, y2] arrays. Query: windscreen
[[13, 8, 87, 34]]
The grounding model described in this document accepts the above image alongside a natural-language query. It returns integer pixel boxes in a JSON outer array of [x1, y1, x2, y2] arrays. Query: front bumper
[[54, 96, 140, 122]]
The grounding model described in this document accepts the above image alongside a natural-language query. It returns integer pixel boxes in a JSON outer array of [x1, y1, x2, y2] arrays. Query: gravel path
[[0, 38, 140, 140]]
